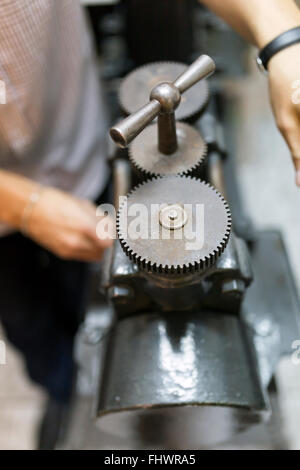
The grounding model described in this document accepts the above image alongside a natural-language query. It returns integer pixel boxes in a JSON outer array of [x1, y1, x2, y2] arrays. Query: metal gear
[[129, 121, 207, 179], [119, 62, 209, 121], [117, 176, 231, 274]]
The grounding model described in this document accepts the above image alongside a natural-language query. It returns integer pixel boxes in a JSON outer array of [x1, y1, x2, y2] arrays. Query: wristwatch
[[256, 26, 300, 73]]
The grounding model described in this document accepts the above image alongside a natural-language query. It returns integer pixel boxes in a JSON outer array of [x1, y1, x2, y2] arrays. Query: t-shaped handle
[[110, 55, 215, 155]]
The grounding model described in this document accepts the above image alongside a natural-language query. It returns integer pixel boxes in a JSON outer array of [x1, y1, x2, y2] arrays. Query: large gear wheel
[[119, 62, 209, 121], [129, 122, 207, 179], [117, 176, 231, 274]]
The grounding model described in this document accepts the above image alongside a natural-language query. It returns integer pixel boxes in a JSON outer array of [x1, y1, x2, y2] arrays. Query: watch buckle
[[256, 57, 268, 75]]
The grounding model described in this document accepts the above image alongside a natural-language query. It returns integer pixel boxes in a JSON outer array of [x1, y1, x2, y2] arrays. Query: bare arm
[[0, 170, 36, 228], [199, 0, 300, 186], [199, 0, 300, 46], [0, 169, 112, 261]]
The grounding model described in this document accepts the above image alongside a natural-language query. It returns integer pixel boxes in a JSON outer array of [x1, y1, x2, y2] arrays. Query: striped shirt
[[0, 0, 108, 204]]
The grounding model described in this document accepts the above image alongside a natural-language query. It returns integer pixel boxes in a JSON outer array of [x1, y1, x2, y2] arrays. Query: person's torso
[[0, 0, 108, 203]]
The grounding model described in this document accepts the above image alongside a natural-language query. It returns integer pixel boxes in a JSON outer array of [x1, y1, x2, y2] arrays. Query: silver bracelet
[[21, 185, 44, 234]]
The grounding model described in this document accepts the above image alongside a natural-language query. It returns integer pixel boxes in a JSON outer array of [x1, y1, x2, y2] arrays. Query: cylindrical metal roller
[[96, 311, 269, 448]]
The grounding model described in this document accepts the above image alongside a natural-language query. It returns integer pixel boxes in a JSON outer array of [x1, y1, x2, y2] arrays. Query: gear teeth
[[119, 61, 210, 121], [128, 122, 208, 181], [129, 137, 208, 181], [117, 175, 232, 275]]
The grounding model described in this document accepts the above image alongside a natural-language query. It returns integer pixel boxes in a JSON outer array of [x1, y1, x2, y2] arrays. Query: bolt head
[[108, 285, 132, 304], [222, 279, 245, 296], [159, 204, 188, 230], [150, 82, 181, 113]]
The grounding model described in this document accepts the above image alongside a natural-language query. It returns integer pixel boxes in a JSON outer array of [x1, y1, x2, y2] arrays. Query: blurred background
[[0, 0, 300, 450]]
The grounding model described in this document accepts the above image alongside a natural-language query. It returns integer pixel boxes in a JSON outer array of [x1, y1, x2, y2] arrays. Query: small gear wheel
[[119, 62, 209, 121], [129, 122, 207, 179], [117, 176, 231, 274]]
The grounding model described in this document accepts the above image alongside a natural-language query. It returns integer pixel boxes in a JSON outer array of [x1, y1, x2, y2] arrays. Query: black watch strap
[[257, 26, 300, 72]]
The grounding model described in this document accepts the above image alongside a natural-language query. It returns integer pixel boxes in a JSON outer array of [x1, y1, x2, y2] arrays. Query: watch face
[[256, 57, 268, 75]]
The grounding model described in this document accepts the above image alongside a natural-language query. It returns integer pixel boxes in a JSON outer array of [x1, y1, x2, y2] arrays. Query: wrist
[[20, 185, 44, 234], [0, 173, 39, 229], [257, 26, 300, 72]]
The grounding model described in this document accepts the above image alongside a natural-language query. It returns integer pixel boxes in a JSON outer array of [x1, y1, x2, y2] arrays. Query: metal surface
[[159, 204, 188, 231], [208, 151, 227, 198], [110, 55, 215, 150], [157, 111, 178, 155], [119, 62, 210, 121], [65, 231, 299, 449], [242, 231, 300, 387], [129, 122, 207, 179], [64, 6, 300, 450], [174, 55, 215, 93], [112, 158, 131, 210], [97, 310, 268, 448], [96, 233, 300, 448], [110, 100, 161, 148], [105, 233, 252, 317], [117, 175, 231, 274], [150, 82, 181, 154]]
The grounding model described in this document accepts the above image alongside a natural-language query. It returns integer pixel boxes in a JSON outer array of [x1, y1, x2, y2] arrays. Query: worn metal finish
[[68, 231, 300, 449], [110, 100, 161, 148], [107, 285, 133, 304], [97, 55, 300, 448], [119, 62, 210, 121], [208, 151, 227, 198], [61, 5, 300, 448], [111, 55, 215, 151], [150, 82, 181, 113], [174, 55, 215, 93], [129, 122, 207, 179], [105, 232, 252, 317], [97, 237, 300, 449], [112, 158, 131, 210], [159, 204, 188, 231], [157, 112, 178, 155], [117, 175, 232, 274], [97, 310, 268, 447], [222, 279, 245, 296]]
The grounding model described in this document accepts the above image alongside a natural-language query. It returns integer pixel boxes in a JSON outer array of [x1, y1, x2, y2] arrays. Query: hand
[[27, 187, 114, 261], [268, 43, 300, 186]]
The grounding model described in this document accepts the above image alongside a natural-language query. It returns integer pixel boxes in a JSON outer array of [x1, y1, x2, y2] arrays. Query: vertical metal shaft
[[113, 159, 131, 210], [158, 111, 178, 155], [208, 151, 227, 198]]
